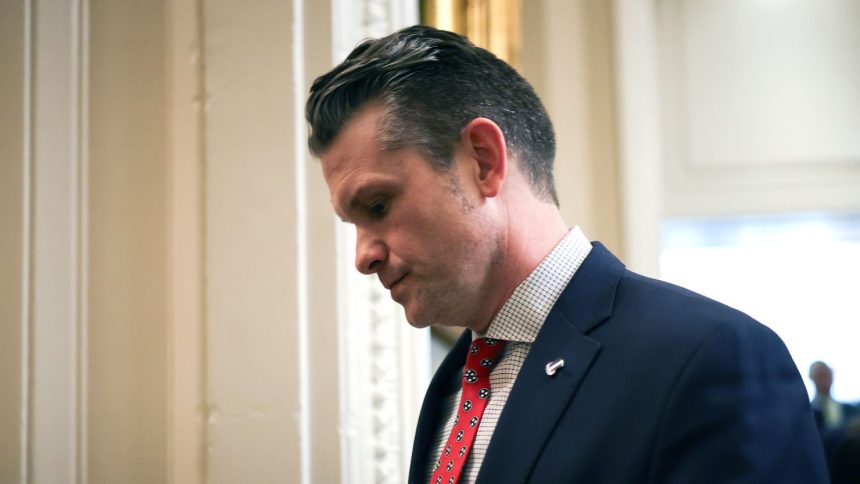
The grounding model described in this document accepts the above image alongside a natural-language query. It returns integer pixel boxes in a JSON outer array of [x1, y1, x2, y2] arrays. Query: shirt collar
[[475, 226, 592, 343]]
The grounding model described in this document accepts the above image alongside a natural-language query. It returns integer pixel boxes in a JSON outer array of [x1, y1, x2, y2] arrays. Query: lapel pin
[[545, 358, 565, 376]]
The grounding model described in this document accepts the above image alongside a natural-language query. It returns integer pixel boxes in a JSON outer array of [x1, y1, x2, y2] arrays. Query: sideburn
[[445, 173, 475, 212]]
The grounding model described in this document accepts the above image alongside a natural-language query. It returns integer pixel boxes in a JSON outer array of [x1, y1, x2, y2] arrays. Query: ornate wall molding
[[331, 3, 428, 482]]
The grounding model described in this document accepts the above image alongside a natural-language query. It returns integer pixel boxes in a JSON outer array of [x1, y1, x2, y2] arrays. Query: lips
[[384, 272, 408, 291], [388, 274, 410, 303]]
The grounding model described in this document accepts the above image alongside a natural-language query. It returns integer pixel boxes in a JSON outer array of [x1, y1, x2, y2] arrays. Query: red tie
[[430, 337, 506, 484]]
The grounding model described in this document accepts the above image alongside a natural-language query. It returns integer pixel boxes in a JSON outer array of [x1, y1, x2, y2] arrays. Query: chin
[[405, 319, 433, 330], [402, 305, 436, 329], [403, 311, 432, 329]]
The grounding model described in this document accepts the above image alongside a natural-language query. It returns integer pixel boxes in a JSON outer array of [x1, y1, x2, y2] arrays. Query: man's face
[[321, 104, 502, 329], [811, 364, 833, 395]]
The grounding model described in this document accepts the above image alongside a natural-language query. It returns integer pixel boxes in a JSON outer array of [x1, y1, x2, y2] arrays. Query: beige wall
[[88, 1, 168, 481], [165, 0, 206, 481], [521, 0, 623, 256], [1, 1, 629, 483], [2, 0, 336, 482], [202, 0, 303, 481], [0, 0, 26, 481], [2, 0, 171, 481]]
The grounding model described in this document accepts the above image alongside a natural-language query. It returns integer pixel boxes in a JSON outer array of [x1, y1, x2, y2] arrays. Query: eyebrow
[[330, 194, 351, 223], [336, 179, 394, 223]]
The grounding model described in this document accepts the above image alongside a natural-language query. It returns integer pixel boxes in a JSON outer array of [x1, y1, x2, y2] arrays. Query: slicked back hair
[[306, 25, 558, 205]]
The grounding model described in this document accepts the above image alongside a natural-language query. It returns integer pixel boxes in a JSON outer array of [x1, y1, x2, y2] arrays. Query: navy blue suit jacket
[[408, 243, 828, 483]]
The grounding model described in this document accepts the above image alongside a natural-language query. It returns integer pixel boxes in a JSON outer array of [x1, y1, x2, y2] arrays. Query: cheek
[[388, 200, 485, 265], [390, 211, 440, 247]]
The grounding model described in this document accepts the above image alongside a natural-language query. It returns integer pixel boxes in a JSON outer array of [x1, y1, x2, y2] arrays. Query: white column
[[26, 0, 89, 481], [612, 0, 664, 276]]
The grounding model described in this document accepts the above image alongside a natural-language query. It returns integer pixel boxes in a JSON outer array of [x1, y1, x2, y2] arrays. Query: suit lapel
[[476, 243, 624, 483], [408, 329, 472, 484]]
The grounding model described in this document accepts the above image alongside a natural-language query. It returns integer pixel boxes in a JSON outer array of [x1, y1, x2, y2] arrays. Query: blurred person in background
[[809, 361, 859, 432], [809, 361, 860, 478]]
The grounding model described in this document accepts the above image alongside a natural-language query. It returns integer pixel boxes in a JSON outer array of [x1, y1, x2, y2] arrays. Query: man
[[809, 361, 858, 433], [306, 25, 828, 483], [809, 361, 859, 476]]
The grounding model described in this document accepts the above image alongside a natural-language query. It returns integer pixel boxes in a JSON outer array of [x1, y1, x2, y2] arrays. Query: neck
[[467, 198, 570, 334]]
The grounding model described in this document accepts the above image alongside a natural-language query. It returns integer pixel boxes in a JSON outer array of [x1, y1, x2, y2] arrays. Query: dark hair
[[306, 25, 558, 205]]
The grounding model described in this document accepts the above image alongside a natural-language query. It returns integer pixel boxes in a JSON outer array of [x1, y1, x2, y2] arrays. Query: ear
[[459, 117, 507, 198]]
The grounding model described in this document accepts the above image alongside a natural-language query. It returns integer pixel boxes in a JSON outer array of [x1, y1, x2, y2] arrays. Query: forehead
[[320, 104, 387, 184], [320, 104, 424, 221]]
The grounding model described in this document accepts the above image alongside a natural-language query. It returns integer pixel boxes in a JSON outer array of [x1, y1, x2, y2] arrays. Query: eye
[[369, 197, 388, 218]]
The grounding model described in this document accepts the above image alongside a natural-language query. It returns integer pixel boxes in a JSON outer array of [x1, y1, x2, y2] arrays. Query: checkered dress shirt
[[425, 226, 592, 483]]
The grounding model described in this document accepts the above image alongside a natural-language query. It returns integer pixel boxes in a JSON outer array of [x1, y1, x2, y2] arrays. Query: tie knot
[[465, 338, 506, 378]]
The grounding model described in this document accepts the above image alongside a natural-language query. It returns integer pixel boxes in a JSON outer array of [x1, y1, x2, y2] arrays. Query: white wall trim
[[611, 0, 663, 276], [657, 0, 860, 218], [66, 0, 86, 480], [329, 2, 427, 482], [292, 0, 311, 482], [28, 0, 88, 480]]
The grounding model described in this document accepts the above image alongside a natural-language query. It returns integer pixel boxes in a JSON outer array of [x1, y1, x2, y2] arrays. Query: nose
[[355, 228, 386, 275]]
